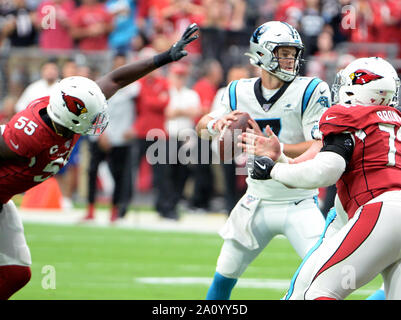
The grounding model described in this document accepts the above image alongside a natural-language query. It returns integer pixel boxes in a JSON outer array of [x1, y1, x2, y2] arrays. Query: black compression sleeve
[[321, 133, 354, 165]]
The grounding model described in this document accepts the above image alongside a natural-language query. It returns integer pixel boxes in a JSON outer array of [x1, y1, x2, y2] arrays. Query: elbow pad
[[321, 133, 354, 165]]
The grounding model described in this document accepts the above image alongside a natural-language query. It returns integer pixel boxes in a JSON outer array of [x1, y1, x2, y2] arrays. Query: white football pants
[[216, 194, 325, 279], [285, 190, 401, 300], [0, 201, 31, 266]]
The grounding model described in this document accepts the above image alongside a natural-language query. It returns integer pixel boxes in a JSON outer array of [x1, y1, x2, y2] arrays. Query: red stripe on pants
[[312, 202, 382, 282]]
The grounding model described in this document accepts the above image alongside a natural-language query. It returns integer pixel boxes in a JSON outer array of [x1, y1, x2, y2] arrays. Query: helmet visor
[[271, 43, 304, 82], [86, 111, 109, 136], [391, 76, 400, 108], [331, 70, 345, 105]]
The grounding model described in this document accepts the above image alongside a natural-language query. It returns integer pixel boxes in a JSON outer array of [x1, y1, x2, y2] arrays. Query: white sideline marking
[[134, 277, 376, 295], [19, 209, 228, 234], [135, 277, 289, 290]]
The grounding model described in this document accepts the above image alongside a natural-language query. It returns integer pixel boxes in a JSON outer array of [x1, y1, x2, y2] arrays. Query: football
[[218, 112, 252, 162]]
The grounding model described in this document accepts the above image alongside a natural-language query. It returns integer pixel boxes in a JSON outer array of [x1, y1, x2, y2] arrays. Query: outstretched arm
[[97, 23, 199, 99]]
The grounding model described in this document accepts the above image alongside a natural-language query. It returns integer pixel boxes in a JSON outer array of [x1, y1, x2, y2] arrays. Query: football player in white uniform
[[196, 21, 331, 300]]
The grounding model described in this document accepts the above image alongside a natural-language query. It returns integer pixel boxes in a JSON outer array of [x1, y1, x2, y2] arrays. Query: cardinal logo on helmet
[[349, 69, 383, 85], [61, 91, 87, 116]]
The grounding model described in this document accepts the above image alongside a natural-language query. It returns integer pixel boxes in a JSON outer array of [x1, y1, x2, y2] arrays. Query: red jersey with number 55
[[0, 97, 80, 203], [319, 104, 401, 219]]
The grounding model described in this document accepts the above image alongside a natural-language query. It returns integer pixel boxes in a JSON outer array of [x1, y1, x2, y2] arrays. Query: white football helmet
[[245, 21, 304, 82], [48, 76, 109, 135], [332, 57, 399, 107]]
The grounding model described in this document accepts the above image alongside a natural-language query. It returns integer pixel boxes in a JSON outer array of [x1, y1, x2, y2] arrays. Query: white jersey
[[210, 76, 331, 202]]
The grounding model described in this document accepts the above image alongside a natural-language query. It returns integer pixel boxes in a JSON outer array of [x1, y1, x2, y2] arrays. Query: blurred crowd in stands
[[0, 0, 400, 221]]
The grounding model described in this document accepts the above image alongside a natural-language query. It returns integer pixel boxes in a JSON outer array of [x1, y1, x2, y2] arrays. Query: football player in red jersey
[[0, 23, 198, 300], [245, 57, 401, 299]]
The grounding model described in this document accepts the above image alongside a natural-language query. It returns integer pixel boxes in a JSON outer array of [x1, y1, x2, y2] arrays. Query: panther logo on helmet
[[251, 24, 269, 44], [350, 69, 383, 85], [61, 91, 87, 116]]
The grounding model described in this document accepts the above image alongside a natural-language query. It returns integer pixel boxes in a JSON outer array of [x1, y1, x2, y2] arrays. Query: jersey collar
[[254, 77, 292, 112]]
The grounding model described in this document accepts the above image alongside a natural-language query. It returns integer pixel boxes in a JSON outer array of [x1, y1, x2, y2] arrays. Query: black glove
[[247, 156, 275, 180], [154, 23, 199, 67]]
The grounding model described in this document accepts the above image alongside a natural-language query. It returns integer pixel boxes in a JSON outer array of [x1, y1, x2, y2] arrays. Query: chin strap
[[51, 120, 63, 137]]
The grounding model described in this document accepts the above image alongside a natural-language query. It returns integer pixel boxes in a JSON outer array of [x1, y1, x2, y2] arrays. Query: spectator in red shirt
[[369, 0, 401, 55], [274, 0, 303, 28], [349, 0, 375, 43], [125, 47, 178, 220], [159, 0, 205, 55], [190, 59, 223, 212], [342, 0, 401, 58], [70, 0, 114, 51], [193, 59, 223, 120], [133, 73, 169, 139], [136, 0, 170, 33], [36, 0, 76, 50]]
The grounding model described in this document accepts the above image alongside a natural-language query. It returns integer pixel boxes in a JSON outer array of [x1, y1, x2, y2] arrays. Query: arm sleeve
[[271, 132, 354, 188], [321, 133, 354, 165], [271, 151, 346, 189]]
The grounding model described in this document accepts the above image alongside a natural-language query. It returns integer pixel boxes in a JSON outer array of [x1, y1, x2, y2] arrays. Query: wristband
[[277, 143, 289, 163], [153, 50, 173, 67], [207, 118, 219, 136], [277, 153, 289, 163]]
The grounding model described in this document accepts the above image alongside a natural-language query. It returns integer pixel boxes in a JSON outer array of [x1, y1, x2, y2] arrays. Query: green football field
[[11, 221, 382, 300]]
